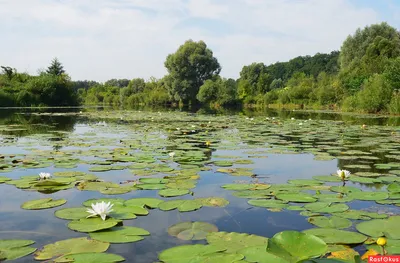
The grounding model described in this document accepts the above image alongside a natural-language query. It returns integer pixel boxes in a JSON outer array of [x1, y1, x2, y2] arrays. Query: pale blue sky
[[1, 0, 399, 82]]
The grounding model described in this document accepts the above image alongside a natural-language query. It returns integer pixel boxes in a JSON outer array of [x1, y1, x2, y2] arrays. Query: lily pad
[[89, 226, 150, 243], [158, 189, 189, 197], [168, 222, 218, 240], [158, 200, 202, 212], [308, 216, 352, 229], [303, 228, 367, 244], [276, 193, 317, 203], [21, 198, 67, 210], [197, 197, 230, 207], [348, 191, 389, 201], [54, 252, 125, 263], [0, 239, 36, 261], [124, 198, 163, 208], [355, 216, 400, 239], [68, 218, 121, 233], [206, 231, 269, 253], [34, 237, 109, 261], [158, 244, 242, 263], [55, 207, 89, 220]]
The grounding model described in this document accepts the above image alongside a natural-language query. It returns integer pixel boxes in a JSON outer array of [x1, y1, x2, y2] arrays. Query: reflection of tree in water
[[0, 110, 77, 138]]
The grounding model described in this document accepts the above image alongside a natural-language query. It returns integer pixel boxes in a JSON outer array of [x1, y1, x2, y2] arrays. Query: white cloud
[[0, 0, 390, 82]]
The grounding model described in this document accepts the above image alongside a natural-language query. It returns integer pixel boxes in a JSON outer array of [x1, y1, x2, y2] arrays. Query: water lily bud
[[377, 237, 387, 246]]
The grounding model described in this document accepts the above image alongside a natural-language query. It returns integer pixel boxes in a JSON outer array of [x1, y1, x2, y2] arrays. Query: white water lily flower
[[39, 172, 52, 180], [336, 170, 351, 180], [169, 152, 175, 158], [86, 201, 114, 221]]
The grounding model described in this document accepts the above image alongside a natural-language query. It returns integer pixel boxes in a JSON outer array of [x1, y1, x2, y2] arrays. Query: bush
[[356, 74, 392, 113], [388, 91, 400, 114]]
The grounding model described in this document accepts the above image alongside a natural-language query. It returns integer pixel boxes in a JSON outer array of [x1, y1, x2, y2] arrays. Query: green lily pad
[[21, 198, 67, 210], [83, 198, 125, 207], [305, 203, 349, 213], [313, 176, 342, 183], [0, 239, 36, 261], [158, 189, 189, 197], [222, 183, 270, 190], [355, 216, 400, 239], [158, 200, 202, 212], [248, 199, 289, 209], [55, 207, 89, 220], [308, 216, 352, 229], [270, 231, 328, 261], [54, 252, 125, 263], [34, 237, 109, 261], [89, 226, 149, 243], [168, 222, 218, 240], [158, 244, 242, 263], [206, 231, 269, 253], [276, 193, 317, 203], [348, 191, 389, 201], [124, 198, 163, 208], [303, 228, 367, 244], [68, 218, 121, 233], [0, 176, 11, 183], [197, 197, 230, 207], [288, 179, 323, 186]]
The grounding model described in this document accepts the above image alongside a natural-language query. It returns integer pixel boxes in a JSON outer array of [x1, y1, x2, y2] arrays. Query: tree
[[270, 78, 284, 90], [104, 79, 130, 88], [1, 66, 15, 80], [339, 22, 400, 92], [46, 58, 65, 76], [164, 40, 221, 104]]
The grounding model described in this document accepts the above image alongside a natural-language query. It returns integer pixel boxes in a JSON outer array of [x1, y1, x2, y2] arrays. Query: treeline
[[0, 59, 78, 107], [1, 22, 400, 114]]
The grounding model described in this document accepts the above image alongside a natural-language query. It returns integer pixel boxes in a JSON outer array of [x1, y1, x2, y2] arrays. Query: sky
[[1, 0, 399, 82]]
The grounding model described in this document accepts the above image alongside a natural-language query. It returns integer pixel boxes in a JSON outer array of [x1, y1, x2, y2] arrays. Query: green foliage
[[46, 58, 65, 76], [270, 78, 284, 90], [164, 40, 221, 104], [388, 91, 400, 114], [384, 57, 400, 91], [197, 77, 238, 106], [339, 22, 400, 92], [355, 74, 393, 113]]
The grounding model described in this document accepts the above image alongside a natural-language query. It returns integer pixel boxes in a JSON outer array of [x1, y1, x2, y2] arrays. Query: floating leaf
[[34, 237, 109, 260], [21, 198, 67, 210], [55, 207, 89, 220], [158, 189, 189, 197], [197, 197, 229, 207], [124, 198, 162, 209], [356, 216, 400, 239], [308, 216, 352, 229], [349, 191, 389, 201], [158, 200, 202, 212], [68, 218, 121, 233], [276, 193, 317, 203], [158, 244, 242, 263], [168, 222, 218, 240], [89, 226, 149, 243], [206, 232, 268, 253], [0, 239, 36, 261], [303, 228, 367, 244], [248, 199, 289, 209], [54, 252, 125, 263]]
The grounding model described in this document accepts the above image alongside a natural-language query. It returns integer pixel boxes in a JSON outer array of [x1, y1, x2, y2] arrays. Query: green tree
[[46, 58, 65, 76], [339, 22, 400, 92], [164, 40, 221, 104], [270, 78, 284, 90], [384, 57, 400, 91]]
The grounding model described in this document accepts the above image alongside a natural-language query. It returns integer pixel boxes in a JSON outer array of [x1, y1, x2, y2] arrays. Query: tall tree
[[339, 22, 400, 92], [164, 40, 221, 104], [46, 58, 65, 76]]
